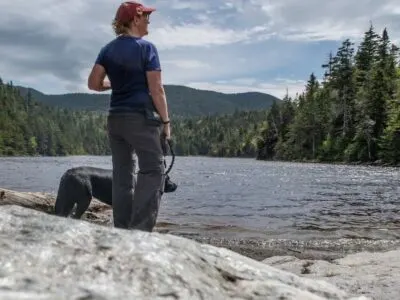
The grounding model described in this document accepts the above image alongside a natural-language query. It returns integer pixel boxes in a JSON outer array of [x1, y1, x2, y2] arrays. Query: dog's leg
[[67, 176, 92, 219], [73, 194, 92, 219], [54, 193, 74, 217], [54, 172, 91, 219], [54, 172, 77, 217]]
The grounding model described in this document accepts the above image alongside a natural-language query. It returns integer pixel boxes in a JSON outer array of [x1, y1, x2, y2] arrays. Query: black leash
[[165, 139, 175, 175], [161, 137, 178, 193], [161, 135, 175, 175]]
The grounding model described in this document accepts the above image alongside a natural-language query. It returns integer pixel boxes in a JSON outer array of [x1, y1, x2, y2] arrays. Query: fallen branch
[[0, 188, 112, 225]]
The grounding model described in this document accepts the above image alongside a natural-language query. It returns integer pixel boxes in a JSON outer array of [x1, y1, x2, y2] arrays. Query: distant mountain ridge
[[16, 84, 280, 117]]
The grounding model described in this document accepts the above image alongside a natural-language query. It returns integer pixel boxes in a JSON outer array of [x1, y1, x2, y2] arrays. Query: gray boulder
[[263, 250, 400, 300], [0, 205, 367, 300]]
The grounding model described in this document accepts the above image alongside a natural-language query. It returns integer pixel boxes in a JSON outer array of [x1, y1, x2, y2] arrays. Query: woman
[[87, 1, 170, 232]]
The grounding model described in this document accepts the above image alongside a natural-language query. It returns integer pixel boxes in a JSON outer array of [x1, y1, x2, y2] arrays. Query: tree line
[[0, 79, 265, 158], [0, 25, 399, 165], [257, 25, 400, 165], [0, 80, 109, 156]]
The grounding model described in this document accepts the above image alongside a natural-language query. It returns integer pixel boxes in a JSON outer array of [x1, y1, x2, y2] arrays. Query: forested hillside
[[257, 25, 400, 164], [0, 80, 267, 157], [173, 110, 267, 157], [0, 81, 109, 156], [16, 85, 279, 117]]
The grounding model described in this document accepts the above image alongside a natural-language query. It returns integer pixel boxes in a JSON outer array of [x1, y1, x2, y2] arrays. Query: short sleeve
[[145, 42, 161, 72], [95, 47, 107, 67]]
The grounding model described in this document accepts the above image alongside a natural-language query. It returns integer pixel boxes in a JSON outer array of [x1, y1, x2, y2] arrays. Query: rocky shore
[[264, 250, 400, 300], [2, 188, 399, 262], [1, 188, 398, 299], [0, 204, 369, 300]]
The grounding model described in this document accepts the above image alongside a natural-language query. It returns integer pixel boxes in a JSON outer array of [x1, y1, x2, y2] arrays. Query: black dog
[[54, 166, 112, 219], [54, 136, 177, 219], [54, 166, 177, 219]]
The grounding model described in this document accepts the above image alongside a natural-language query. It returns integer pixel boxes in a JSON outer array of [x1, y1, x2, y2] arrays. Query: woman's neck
[[124, 28, 142, 38]]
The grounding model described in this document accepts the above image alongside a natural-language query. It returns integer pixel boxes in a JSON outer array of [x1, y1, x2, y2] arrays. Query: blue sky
[[0, 0, 399, 98]]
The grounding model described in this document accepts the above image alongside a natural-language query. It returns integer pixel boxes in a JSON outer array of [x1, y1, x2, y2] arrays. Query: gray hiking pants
[[107, 112, 165, 232]]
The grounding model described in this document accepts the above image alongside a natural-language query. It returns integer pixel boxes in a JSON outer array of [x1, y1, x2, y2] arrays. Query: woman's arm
[[147, 70, 171, 139], [88, 64, 111, 92], [146, 71, 169, 123]]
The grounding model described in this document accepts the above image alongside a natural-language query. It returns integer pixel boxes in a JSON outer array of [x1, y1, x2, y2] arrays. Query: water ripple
[[0, 156, 399, 241]]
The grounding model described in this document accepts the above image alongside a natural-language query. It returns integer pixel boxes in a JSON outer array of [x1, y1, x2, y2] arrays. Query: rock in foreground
[[0, 205, 367, 300], [264, 250, 400, 300]]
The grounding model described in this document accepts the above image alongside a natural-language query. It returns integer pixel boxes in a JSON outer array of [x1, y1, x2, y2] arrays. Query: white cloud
[[166, 0, 208, 10], [187, 78, 307, 99], [381, 3, 400, 15], [251, 0, 400, 42], [278, 25, 362, 42], [0, 0, 399, 98], [148, 24, 272, 50], [163, 59, 211, 70]]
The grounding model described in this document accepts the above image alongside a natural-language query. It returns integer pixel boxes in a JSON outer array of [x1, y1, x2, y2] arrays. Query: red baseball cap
[[115, 1, 156, 23]]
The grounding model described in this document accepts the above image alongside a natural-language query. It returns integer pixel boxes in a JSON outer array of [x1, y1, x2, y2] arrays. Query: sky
[[0, 0, 399, 99]]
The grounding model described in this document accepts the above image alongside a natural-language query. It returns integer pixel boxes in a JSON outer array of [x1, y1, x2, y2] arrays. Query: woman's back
[[96, 35, 161, 111]]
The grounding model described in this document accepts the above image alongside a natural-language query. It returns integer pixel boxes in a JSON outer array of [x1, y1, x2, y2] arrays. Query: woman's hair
[[112, 19, 131, 35]]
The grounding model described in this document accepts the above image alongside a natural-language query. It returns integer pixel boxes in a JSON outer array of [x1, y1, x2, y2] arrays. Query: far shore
[[0, 154, 399, 168]]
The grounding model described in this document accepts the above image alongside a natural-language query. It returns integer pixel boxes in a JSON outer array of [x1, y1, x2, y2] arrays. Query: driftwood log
[[0, 188, 112, 226], [0, 188, 173, 231]]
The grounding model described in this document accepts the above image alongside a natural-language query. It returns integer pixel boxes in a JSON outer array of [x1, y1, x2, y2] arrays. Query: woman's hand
[[102, 79, 111, 90], [163, 123, 171, 140]]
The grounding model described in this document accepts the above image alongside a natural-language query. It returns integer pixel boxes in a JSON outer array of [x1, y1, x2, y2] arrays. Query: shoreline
[[81, 209, 400, 262], [1, 154, 399, 168], [153, 221, 400, 261], [86, 216, 400, 262], [2, 187, 400, 263], [190, 235, 400, 261]]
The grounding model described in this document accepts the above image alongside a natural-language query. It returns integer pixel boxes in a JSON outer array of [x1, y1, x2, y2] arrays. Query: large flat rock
[[263, 249, 400, 300], [0, 205, 367, 299]]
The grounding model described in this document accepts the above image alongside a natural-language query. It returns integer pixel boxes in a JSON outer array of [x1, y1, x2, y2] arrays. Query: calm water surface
[[0, 156, 399, 241]]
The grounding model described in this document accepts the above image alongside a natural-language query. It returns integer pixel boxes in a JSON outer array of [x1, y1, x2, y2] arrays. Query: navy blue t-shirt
[[95, 36, 161, 112]]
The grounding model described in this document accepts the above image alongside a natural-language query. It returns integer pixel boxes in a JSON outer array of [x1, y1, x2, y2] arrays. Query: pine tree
[[321, 51, 334, 83], [362, 28, 396, 159], [379, 93, 400, 163], [281, 73, 322, 160], [328, 39, 356, 146], [379, 46, 400, 163], [355, 23, 380, 87]]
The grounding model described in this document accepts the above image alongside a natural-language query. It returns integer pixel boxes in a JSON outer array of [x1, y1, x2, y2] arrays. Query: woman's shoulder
[[136, 38, 158, 50], [100, 38, 120, 50]]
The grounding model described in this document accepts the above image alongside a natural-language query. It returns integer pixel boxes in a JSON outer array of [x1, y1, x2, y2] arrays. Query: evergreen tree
[[379, 58, 400, 163], [257, 25, 399, 165], [355, 23, 380, 87]]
